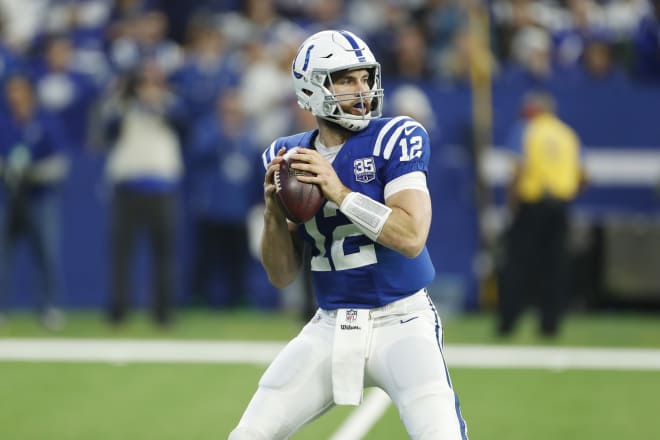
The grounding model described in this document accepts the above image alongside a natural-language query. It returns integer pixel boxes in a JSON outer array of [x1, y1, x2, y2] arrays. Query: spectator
[[0, 13, 24, 115], [602, 0, 649, 39], [498, 91, 587, 338], [491, 0, 549, 62], [238, 28, 304, 146], [173, 18, 240, 123], [185, 89, 261, 308], [107, 0, 159, 40], [500, 25, 556, 88], [0, 0, 48, 52], [0, 75, 69, 330], [553, 0, 608, 69], [108, 10, 183, 76], [422, 0, 467, 56], [215, 0, 296, 48], [386, 22, 437, 82], [632, 0, 660, 83], [575, 35, 629, 86], [38, 0, 113, 82], [389, 84, 437, 133], [101, 63, 186, 327], [301, 0, 352, 33], [438, 25, 500, 87], [33, 34, 100, 151], [361, 0, 414, 65], [0, 13, 23, 83], [41, 0, 112, 44]]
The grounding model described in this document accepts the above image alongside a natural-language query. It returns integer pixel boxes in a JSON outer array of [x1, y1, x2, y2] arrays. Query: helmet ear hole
[[302, 89, 313, 97], [367, 68, 376, 88]]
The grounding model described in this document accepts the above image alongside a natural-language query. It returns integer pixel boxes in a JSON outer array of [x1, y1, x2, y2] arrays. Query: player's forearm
[[377, 205, 431, 258], [260, 214, 301, 288], [339, 189, 431, 258]]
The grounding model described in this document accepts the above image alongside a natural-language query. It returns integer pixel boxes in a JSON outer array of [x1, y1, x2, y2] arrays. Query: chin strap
[[339, 192, 392, 241], [320, 114, 370, 132]]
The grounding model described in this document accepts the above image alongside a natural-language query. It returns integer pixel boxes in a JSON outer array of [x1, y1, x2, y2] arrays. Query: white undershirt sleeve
[[383, 171, 429, 199]]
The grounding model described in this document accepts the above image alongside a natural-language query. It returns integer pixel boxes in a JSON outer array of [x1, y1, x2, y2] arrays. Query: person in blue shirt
[[0, 74, 69, 330], [0, 39, 22, 84], [230, 30, 468, 440], [632, 0, 660, 83], [0, 18, 24, 115], [32, 34, 100, 151], [185, 89, 261, 308], [172, 21, 240, 124]]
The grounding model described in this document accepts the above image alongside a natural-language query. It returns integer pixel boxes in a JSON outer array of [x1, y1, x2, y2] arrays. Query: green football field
[[1, 310, 659, 439]]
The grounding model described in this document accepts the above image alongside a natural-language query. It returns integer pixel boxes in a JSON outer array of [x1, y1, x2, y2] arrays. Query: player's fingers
[[296, 174, 314, 184], [291, 148, 322, 161], [266, 157, 284, 171], [268, 156, 284, 167], [264, 163, 280, 187], [290, 160, 313, 172], [264, 184, 277, 197], [264, 155, 284, 183], [290, 156, 328, 176], [264, 165, 274, 182], [289, 153, 308, 164]]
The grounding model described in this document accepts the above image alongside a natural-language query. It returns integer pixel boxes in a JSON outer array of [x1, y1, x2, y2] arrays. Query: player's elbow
[[389, 230, 427, 258], [399, 239, 426, 258], [397, 218, 430, 258], [265, 269, 298, 289], [260, 242, 301, 288], [264, 263, 301, 289]]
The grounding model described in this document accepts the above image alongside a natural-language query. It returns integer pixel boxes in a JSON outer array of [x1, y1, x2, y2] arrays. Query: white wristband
[[339, 192, 392, 241]]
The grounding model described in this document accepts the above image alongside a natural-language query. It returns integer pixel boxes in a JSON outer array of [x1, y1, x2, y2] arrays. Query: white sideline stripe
[[329, 388, 391, 440], [1, 340, 660, 370], [448, 345, 660, 370], [0, 339, 284, 364]]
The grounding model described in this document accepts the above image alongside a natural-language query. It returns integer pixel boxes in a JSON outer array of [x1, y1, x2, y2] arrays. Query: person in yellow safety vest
[[498, 91, 588, 338]]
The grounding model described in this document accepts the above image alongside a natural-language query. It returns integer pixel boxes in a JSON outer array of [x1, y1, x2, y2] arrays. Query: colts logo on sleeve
[[353, 157, 375, 183]]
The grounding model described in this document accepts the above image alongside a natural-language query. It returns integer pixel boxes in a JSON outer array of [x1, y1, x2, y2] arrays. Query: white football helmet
[[292, 30, 384, 131]]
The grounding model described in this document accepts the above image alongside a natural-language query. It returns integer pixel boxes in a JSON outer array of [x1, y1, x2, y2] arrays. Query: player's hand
[[290, 148, 350, 206], [264, 147, 287, 220]]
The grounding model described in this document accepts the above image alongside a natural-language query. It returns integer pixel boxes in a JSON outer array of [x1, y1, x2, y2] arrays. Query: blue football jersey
[[262, 116, 436, 310]]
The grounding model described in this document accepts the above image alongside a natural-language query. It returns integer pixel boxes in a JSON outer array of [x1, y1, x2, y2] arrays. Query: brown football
[[274, 156, 324, 223]]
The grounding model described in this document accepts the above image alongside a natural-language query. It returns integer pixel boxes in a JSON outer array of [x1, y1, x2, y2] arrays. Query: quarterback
[[229, 29, 468, 439]]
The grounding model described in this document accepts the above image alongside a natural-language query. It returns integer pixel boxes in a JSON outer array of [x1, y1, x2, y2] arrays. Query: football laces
[[273, 169, 282, 192]]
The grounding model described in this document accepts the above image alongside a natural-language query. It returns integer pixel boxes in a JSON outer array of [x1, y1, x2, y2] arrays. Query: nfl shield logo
[[345, 309, 358, 322]]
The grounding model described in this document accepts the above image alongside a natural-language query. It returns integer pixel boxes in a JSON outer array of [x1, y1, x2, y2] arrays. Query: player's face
[[330, 69, 373, 117]]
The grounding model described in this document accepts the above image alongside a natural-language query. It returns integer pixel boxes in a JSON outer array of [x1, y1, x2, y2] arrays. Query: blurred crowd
[[0, 0, 658, 327], [0, 0, 658, 152]]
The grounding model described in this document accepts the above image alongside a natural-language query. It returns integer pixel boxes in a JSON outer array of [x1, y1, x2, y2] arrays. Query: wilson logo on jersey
[[353, 157, 375, 183]]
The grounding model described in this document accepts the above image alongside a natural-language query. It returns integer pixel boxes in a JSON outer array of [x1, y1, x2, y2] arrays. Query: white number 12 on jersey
[[399, 135, 423, 162], [305, 202, 377, 271]]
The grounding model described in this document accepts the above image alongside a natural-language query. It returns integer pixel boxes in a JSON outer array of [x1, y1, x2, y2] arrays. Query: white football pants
[[228, 290, 468, 439]]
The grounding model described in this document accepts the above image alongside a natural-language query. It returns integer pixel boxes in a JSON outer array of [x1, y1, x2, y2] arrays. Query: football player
[[229, 30, 468, 440]]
